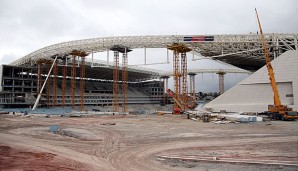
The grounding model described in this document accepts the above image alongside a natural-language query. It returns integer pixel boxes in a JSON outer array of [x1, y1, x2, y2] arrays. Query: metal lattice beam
[[160, 68, 251, 76], [10, 34, 298, 71]]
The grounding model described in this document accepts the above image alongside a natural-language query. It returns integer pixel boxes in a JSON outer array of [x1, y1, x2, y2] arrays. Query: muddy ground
[[0, 113, 297, 171]]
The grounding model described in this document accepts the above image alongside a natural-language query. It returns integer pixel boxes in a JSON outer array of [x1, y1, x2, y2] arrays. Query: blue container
[[49, 125, 59, 133]]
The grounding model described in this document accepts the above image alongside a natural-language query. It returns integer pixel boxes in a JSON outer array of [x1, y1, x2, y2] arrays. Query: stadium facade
[[0, 64, 164, 109]]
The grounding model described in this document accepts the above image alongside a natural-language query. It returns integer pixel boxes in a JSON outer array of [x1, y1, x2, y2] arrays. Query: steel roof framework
[[9, 34, 297, 80]]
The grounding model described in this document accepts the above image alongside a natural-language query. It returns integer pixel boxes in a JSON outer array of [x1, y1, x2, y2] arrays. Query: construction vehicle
[[166, 89, 196, 114], [255, 9, 298, 120]]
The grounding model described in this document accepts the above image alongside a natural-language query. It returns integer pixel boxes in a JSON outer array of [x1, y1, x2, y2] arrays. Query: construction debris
[[100, 123, 116, 126], [187, 110, 265, 123], [217, 113, 262, 123]]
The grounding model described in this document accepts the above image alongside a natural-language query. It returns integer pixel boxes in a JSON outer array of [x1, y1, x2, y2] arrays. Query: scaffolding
[[52, 61, 58, 107], [37, 60, 43, 95], [46, 63, 52, 108], [69, 50, 88, 110], [181, 52, 188, 110], [112, 51, 120, 112], [32, 56, 59, 110], [122, 51, 128, 112], [111, 45, 132, 113], [80, 54, 87, 112], [62, 59, 67, 108], [173, 48, 180, 109], [70, 55, 76, 108], [167, 43, 191, 111]]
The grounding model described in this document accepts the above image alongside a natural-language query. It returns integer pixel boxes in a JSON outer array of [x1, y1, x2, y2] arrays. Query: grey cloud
[[0, 53, 18, 64], [0, 0, 297, 91]]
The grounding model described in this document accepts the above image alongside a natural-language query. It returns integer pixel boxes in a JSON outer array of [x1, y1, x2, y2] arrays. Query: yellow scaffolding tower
[[167, 43, 191, 111]]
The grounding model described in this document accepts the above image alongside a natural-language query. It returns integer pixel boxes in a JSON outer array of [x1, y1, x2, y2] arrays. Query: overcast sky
[[0, 0, 297, 91]]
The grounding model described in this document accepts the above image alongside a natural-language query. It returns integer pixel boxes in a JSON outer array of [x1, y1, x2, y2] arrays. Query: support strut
[[32, 56, 58, 110], [46, 63, 52, 108], [62, 60, 67, 108], [188, 73, 196, 101], [167, 43, 191, 111], [173, 49, 180, 109], [122, 50, 128, 112], [217, 71, 226, 95], [37, 61, 42, 95], [71, 55, 76, 109], [181, 52, 188, 111], [80, 56, 86, 111], [52, 61, 58, 107], [113, 51, 120, 112]]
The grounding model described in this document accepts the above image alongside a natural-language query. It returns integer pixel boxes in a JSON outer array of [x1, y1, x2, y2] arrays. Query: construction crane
[[255, 9, 298, 120], [166, 89, 196, 114]]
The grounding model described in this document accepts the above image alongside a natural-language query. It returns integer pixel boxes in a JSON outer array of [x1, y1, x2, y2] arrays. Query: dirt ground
[[0, 113, 297, 171]]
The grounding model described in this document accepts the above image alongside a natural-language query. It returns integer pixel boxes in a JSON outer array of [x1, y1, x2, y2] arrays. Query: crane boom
[[255, 9, 298, 120], [255, 8, 281, 107]]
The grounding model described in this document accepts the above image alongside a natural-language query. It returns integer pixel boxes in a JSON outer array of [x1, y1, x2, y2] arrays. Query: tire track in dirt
[[106, 135, 298, 171], [94, 127, 125, 158], [0, 133, 115, 171]]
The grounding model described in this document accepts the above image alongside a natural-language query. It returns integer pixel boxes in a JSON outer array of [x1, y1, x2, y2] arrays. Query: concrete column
[[188, 73, 196, 100], [217, 71, 226, 95], [160, 76, 169, 105]]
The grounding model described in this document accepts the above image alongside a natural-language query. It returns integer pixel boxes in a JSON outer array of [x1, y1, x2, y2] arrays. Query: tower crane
[[255, 9, 298, 120]]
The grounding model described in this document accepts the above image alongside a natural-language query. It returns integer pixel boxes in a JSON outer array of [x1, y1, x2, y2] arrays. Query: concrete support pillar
[[188, 73, 196, 101], [160, 76, 169, 105], [217, 71, 226, 95]]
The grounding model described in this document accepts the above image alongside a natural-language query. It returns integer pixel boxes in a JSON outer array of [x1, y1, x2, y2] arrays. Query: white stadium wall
[[204, 50, 298, 113], [0, 65, 3, 92]]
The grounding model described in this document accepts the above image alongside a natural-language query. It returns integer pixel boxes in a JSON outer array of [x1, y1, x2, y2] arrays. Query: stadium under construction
[[0, 34, 297, 113]]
